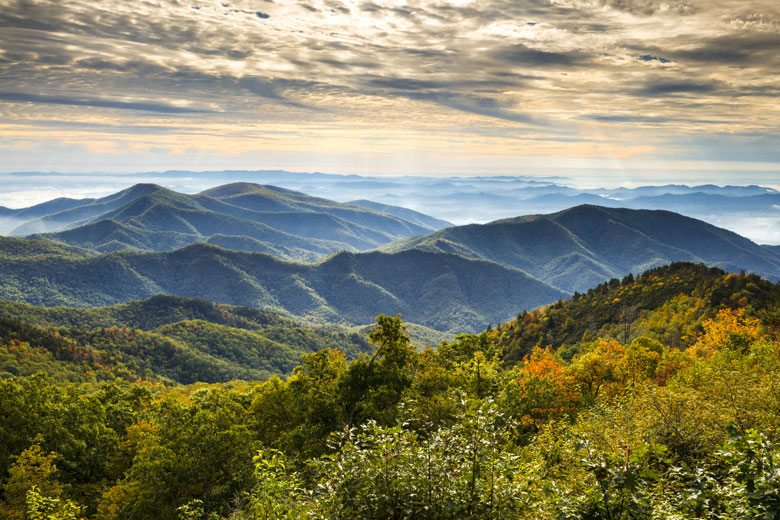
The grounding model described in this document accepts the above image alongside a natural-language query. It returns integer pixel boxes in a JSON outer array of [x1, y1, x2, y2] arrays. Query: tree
[[338, 315, 418, 426], [1, 437, 63, 520], [501, 346, 578, 434]]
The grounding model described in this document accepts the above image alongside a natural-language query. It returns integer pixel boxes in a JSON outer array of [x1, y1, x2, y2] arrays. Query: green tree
[[338, 314, 418, 426], [1, 437, 62, 520]]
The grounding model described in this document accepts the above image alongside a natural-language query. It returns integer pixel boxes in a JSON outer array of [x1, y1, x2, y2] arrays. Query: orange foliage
[[509, 346, 579, 429]]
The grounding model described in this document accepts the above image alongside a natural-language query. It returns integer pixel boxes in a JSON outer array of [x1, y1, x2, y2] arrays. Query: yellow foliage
[[1, 436, 62, 520], [690, 308, 761, 357], [569, 339, 625, 400]]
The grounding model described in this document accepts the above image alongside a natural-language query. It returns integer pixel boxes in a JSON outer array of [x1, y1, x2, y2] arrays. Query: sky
[[0, 0, 778, 182]]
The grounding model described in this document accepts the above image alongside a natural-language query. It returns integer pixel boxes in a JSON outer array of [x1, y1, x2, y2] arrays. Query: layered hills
[[0, 239, 566, 333], [383, 205, 780, 293], [4, 183, 446, 260], [0, 295, 369, 383], [3, 202, 780, 333]]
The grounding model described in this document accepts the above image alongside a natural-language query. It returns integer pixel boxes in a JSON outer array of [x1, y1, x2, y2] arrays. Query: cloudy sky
[[0, 0, 778, 183]]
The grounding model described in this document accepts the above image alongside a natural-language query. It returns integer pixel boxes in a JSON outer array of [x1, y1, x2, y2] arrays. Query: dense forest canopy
[[1, 262, 779, 519]]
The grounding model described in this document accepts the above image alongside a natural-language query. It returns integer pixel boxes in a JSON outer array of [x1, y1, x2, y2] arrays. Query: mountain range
[[4, 170, 779, 244], [2, 182, 780, 333], [0, 183, 449, 261], [0, 237, 566, 333]]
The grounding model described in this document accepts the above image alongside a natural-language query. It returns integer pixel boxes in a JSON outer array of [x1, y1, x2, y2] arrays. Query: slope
[[488, 262, 780, 364], [347, 199, 452, 230], [9, 184, 163, 235]]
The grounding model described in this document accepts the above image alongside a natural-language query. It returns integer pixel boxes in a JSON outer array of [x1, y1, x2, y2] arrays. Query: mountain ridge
[[383, 205, 780, 292]]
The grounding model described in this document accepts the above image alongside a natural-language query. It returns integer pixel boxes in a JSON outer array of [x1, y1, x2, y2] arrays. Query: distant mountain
[[0, 295, 369, 383], [10, 183, 443, 261], [347, 199, 452, 230], [383, 205, 780, 292], [598, 184, 778, 199], [623, 192, 780, 214], [765, 245, 780, 261], [0, 240, 566, 333], [9, 183, 162, 235]]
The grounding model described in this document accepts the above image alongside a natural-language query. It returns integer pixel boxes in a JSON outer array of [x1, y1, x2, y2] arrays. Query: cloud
[[0, 91, 212, 114], [551, 0, 696, 16], [0, 0, 777, 171], [637, 80, 719, 96], [670, 33, 780, 66], [360, 75, 539, 124], [491, 44, 583, 67], [582, 114, 732, 125]]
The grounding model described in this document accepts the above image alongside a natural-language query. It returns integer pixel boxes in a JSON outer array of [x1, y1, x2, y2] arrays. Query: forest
[[1, 262, 780, 519]]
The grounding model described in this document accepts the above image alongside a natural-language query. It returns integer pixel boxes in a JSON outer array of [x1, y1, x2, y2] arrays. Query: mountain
[[0, 239, 566, 333], [383, 205, 780, 293], [0, 235, 93, 258], [624, 192, 780, 214], [765, 245, 780, 260], [0, 295, 369, 383], [11, 183, 443, 260]]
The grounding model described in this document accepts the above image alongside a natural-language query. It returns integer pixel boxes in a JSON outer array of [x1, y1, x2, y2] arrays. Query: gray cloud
[[0, 91, 212, 114], [637, 80, 719, 96], [491, 44, 584, 67], [670, 33, 780, 66]]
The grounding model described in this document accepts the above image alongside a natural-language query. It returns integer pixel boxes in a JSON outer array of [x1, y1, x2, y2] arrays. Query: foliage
[[243, 449, 309, 520], [26, 486, 85, 520], [311, 401, 526, 519]]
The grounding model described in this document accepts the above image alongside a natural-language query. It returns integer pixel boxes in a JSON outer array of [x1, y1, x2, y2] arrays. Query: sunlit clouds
[[0, 0, 778, 176]]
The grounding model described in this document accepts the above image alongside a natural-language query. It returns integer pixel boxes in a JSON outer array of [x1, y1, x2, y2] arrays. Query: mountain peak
[[116, 183, 166, 197], [198, 182, 266, 197]]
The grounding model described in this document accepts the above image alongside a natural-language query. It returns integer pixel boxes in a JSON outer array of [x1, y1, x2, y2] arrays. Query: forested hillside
[[1, 264, 779, 519], [0, 296, 368, 383], [490, 262, 780, 364], [0, 240, 566, 333]]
